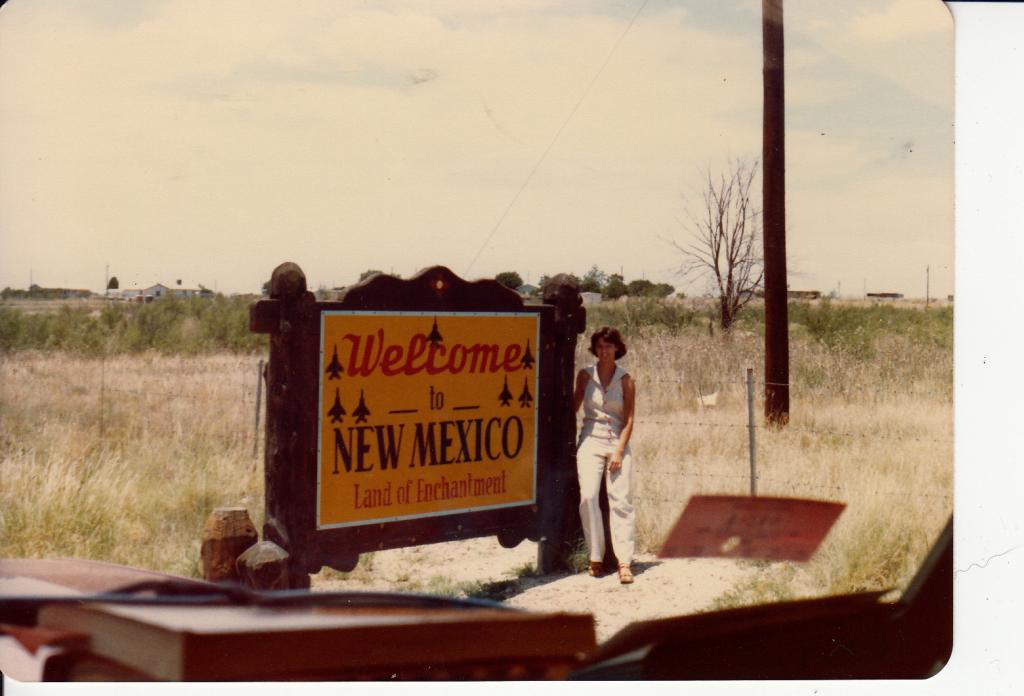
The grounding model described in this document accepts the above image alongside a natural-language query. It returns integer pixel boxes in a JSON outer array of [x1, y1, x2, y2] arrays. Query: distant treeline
[[587, 298, 952, 360], [0, 295, 951, 359], [0, 296, 264, 355], [785, 300, 953, 357]]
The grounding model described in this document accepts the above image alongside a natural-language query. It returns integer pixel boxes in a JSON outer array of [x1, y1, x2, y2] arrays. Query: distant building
[[120, 288, 145, 301], [516, 284, 539, 298], [580, 292, 602, 305], [32, 287, 92, 299], [145, 283, 171, 299], [866, 292, 904, 301], [120, 283, 204, 302], [787, 290, 821, 300], [755, 289, 821, 300]]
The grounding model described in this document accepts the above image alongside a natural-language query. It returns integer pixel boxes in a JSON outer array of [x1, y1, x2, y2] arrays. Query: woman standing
[[573, 326, 637, 584]]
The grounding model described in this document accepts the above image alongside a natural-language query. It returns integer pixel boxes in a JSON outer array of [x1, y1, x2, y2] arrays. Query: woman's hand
[[608, 450, 624, 473]]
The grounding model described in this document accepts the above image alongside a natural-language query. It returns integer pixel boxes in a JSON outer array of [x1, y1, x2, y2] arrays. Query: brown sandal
[[618, 564, 634, 584], [588, 562, 603, 578]]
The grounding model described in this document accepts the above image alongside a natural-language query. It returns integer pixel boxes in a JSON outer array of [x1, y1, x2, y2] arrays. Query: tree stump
[[200, 507, 258, 583], [236, 541, 290, 591]]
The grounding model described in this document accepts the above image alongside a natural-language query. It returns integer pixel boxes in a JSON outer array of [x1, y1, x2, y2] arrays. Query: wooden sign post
[[251, 263, 584, 586]]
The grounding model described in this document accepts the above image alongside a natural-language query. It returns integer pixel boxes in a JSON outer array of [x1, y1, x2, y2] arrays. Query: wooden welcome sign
[[251, 263, 585, 587], [317, 310, 541, 529]]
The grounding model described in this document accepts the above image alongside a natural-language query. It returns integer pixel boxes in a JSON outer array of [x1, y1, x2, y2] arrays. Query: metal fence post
[[253, 359, 264, 459], [746, 367, 757, 496], [99, 349, 107, 439]]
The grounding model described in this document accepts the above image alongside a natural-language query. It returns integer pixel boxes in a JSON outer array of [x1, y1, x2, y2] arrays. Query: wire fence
[[99, 385, 254, 402], [639, 377, 953, 399], [607, 362, 953, 512], [634, 490, 953, 505], [630, 366, 952, 504], [635, 419, 952, 445], [24, 356, 950, 505], [633, 470, 954, 503]]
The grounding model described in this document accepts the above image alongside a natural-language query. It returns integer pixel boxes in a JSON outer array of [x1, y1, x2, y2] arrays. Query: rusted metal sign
[[659, 495, 845, 562], [317, 311, 540, 529]]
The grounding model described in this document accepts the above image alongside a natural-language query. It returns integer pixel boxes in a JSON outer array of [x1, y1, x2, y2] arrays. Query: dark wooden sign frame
[[251, 262, 585, 587]]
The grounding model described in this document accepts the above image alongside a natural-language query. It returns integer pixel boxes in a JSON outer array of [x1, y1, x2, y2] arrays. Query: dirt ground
[[313, 537, 757, 643]]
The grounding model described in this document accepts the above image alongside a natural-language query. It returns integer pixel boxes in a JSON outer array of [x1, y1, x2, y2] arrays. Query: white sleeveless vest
[[579, 365, 627, 446]]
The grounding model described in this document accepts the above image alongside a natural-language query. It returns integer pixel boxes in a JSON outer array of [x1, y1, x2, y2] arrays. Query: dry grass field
[[608, 324, 952, 604], [0, 353, 265, 578], [0, 300, 952, 608]]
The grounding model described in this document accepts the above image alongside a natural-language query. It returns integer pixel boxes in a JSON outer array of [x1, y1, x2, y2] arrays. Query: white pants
[[577, 436, 635, 565]]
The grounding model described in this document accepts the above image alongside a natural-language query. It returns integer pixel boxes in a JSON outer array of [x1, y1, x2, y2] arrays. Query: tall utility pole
[[926, 265, 930, 307], [762, 0, 789, 426]]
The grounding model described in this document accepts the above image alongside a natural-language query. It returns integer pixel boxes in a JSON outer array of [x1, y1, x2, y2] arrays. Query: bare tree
[[674, 159, 763, 330]]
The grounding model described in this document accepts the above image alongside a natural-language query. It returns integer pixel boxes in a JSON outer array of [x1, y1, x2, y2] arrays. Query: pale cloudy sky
[[0, 0, 952, 297]]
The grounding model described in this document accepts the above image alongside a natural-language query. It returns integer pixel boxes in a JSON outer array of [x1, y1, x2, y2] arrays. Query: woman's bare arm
[[609, 374, 636, 473], [573, 369, 589, 413]]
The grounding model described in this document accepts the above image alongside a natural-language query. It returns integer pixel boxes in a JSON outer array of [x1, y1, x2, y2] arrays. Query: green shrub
[[0, 296, 266, 355], [1, 295, 951, 361], [788, 301, 953, 360], [586, 298, 697, 334]]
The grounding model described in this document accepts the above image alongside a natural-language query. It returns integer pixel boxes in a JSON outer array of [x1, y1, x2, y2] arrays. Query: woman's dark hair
[[589, 326, 627, 360]]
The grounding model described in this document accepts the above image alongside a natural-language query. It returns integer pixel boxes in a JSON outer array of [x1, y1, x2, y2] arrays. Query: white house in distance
[[119, 283, 203, 302], [580, 292, 602, 305], [119, 287, 145, 301], [516, 283, 539, 298]]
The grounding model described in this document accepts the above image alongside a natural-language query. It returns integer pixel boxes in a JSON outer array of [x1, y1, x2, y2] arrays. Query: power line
[[464, 0, 651, 276]]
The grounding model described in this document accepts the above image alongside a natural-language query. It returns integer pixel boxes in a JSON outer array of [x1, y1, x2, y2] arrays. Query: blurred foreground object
[[0, 558, 594, 681], [576, 516, 952, 679], [659, 495, 845, 562]]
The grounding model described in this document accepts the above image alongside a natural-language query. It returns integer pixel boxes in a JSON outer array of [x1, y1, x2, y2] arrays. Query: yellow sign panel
[[317, 311, 540, 529]]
